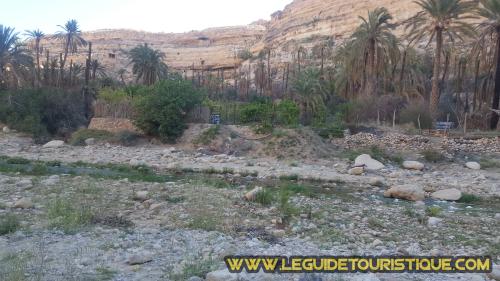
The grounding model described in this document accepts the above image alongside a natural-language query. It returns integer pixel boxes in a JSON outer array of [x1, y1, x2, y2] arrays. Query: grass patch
[[95, 266, 117, 281], [421, 149, 445, 163], [282, 183, 317, 198], [6, 157, 30, 165], [69, 129, 114, 146], [278, 187, 299, 224], [187, 215, 218, 232], [279, 174, 299, 181], [193, 125, 220, 145], [47, 198, 94, 234], [480, 158, 500, 169], [367, 217, 385, 229], [254, 189, 274, 206], [425, 206, 442, 217], [170, 259, 217, 281], [458, 193, 481, 204], [0, 214, 20, 236], [162, 195, 186, 204]]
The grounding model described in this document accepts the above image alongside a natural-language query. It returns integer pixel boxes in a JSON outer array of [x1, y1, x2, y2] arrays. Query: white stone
[[354, 154, 385, 170], [403, 161, 425, 170], [384, 185, 425, 201], [85, 138, 96, 145], [369, 177, 385, 187], [133, 191, 149, 202], [42, 140, 65, 148], [428, 217, 443, 227], [2, 126, 10, 133], [129, 158, 145, 166], [14, 198, 34, 209], [465, 162, 481, 170], [431, 188, 462, 201], [348, 167, 364, 175]]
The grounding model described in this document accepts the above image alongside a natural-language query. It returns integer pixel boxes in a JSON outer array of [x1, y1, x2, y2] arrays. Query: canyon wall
[[40, 0, 421, 81]]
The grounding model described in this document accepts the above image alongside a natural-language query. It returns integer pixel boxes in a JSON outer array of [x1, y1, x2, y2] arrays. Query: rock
[[14, 198, 34, 209], [488, 263, 500, 281], [126, 252, 153, 265], [465, 162, 481, 170], [129, 158, 145, 166], [495, 213, 500, 221], [2, 126, 10, 133], [348, 167, 364, 175], [206, 269, 240, 281], [371, 239, 383, 247], [16, 179, 33, 189], [354, 154, 385, 170], [42, 140, 65, 148], [369, 177, 385, 187], [383, 184, 425, 201], [244, 186, 262, 201], [41, 175, 60, 186], [431, 188, 462, 201], [133, 191, 149, 202], [149, 203, 164, 211], [403, 161, 425, 171], [85, 138, 96, 146], [187, 277, 204, 281], [428, 217, 443, 227]]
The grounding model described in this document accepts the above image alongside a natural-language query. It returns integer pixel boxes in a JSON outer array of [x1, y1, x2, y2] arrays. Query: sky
[[3, 0, 292, 35]]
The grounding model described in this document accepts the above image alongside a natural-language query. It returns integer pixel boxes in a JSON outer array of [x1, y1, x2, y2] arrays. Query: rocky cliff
[[40, 0, 421, 80]]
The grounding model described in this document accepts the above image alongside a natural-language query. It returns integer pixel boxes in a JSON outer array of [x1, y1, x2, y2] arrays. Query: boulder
[[465, 162, 481, 170], [384, 185, 425, 201], [126, 252, 153, 265], [348, 167, 364, 176], [14, 198, 34, 209], [85, 138, 96, 146], [244, 186, 262, 201], [428, 217, 443, 227], [354, 154, 385, 171], [369, 177, 385, 187], [133, 191, 149, 202], [129, 158, 145, 166], [431, 188, 462, 201], [2, 126, 10, 133], [402, 161, 425, 171], [43, 140, 65, 148], [16, 179, 33, 189], [41, 175, 60, 186]]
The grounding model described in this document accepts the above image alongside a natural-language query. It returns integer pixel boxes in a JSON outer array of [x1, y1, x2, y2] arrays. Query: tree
[[128, 43, 168, 85], [405, 0, 476, 115], [53, 20, 87, 83], [476, 0, 500, 129], [0, 25, 32, 89], [351, 7, 398, 96], [292, 68, 328, 124], [24, 29, 44, 86]]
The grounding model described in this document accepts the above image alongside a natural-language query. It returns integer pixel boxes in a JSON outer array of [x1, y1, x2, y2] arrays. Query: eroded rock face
[[384, 185, 425, 201]]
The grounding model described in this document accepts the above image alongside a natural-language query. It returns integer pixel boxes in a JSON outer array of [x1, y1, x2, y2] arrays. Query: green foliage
[[128, 43, 168, 85], [276, 100, 300, 126], [133, 79, 203, 143], [400, 102, 434, 130], [0, 88, 90, 143], [425, 206, 442, 217], [458, 193, 481, 204], [170, 259, 217, 281], [187, 215, 218, 231], [254, 189, 274, 206], [6, 158, 30, 165], [240, 100, 273, 124], [98, 87, 131, 103], [69, 129, 114, 146], [47, 198, 93, 234], [237, 49, 253, 60], [112, 130, 141, 146], [0, 214, 20, 236], [193, 125, 220, 145]]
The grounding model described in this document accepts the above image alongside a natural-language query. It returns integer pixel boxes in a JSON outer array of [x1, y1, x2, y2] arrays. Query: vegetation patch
[[193, 125, 220, 145], [0, 214, 21, 236], [47, 198, 94, 234], [69, 129, 114, 146], [458, 193, 481, 204]]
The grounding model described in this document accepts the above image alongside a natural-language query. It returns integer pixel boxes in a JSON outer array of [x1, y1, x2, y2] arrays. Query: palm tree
[[24, 29, 45, 85], [0, 25, 32, 89], [351, 7, 399, 96], [292, 68, 327, 124], [128, 43, 168, 85], [476, 0, 500, 129], [405, 0, 476, 114], [53, 20, 87, 82]]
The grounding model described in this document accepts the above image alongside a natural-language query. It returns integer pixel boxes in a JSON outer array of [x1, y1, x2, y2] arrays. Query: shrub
[[255, 189, 274, 206], [425, 206, 442, 217], [421, 149, 445, 163], [237, 49, 253, 60], [400, 102, 433, 130], [47, 199, 93, 234], [0, 87, 91, 142], [240, 101, 273, 124], [276, 100, 300, 126], [0, 214, 20, 235], [193, 125, 220, 145], [69, 129, 114, 146], [133, 79, 203, 143], [458, 193, 481, 204], [112, 130, 141, 146]]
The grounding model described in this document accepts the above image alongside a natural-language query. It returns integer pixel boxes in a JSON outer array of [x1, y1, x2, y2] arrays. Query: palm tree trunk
[[60, 34, 71, 85], [490, 30, 500, 130], [472, 58, 480, 112], [35, 39, 41, 88], [365, 38, 376, 96], [430, 28, 443, 115]]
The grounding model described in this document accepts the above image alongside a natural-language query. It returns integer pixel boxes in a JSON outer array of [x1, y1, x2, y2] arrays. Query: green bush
[[193, 125, 220, 145], [0, 87, 91, 143], [276, 100, 300, 126], [0, 214, 20, 235], [240, 101, 273, 124], [133, 79, 203, 143], [400, 102, 433, 130], [69, 129, 114, 146], [112, 130, 141, 146]]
